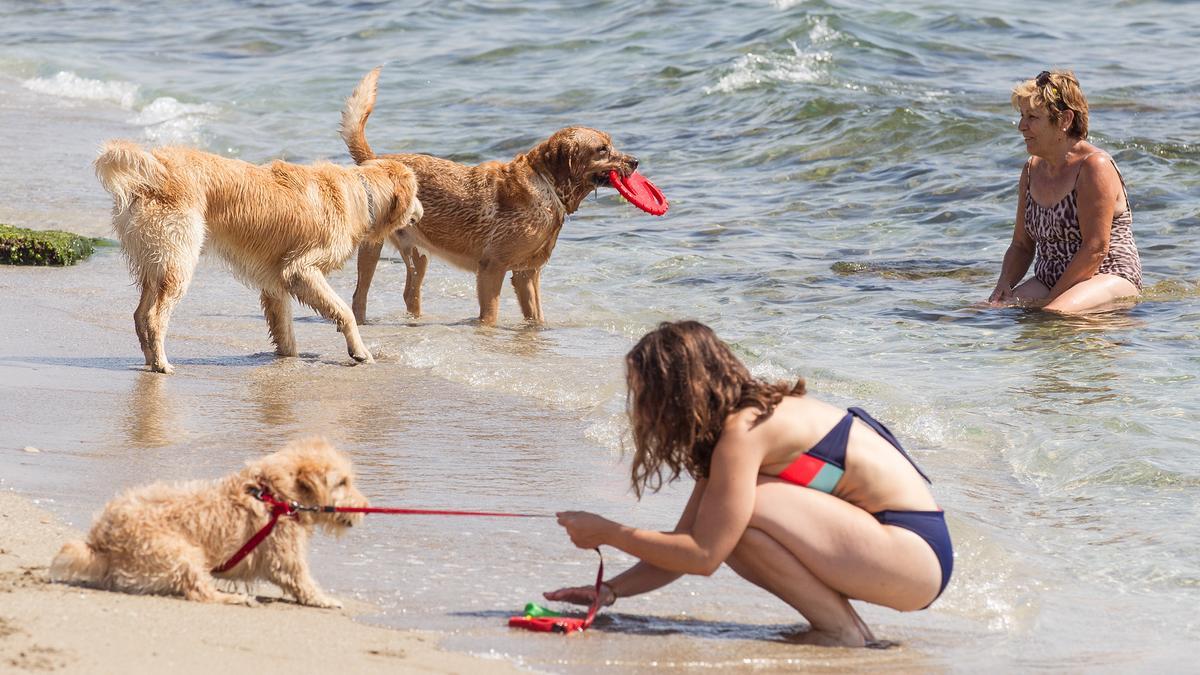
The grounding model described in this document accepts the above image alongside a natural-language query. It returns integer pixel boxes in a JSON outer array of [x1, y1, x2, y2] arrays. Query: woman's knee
[[1012, 277, 1049, 300], [728, 526, 774, 571], [1044, 275, 1137, 313]]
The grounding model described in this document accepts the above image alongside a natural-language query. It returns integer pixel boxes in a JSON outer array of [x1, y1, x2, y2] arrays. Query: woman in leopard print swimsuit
[[989, 70, 1142, 313]]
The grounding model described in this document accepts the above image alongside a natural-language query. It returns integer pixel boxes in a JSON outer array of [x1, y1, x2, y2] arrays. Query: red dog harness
[[212, 487, 297, 574]]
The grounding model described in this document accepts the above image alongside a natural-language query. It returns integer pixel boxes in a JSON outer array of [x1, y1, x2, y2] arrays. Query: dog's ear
[[530, 132, 579, 190], [294, 463, 330, 505]]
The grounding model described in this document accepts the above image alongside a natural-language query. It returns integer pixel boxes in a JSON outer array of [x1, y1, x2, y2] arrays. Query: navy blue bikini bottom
[[873, 509, 953, 607]]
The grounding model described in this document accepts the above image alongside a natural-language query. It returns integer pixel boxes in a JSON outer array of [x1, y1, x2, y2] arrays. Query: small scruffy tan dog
[[50, 437, 368, 608]]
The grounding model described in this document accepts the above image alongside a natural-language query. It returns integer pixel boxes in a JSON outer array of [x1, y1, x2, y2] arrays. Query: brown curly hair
[[624, 320, 806, 498]]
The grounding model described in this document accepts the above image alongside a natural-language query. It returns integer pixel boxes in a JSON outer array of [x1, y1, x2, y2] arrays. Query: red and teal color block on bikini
[[778, 453, 844, 493]]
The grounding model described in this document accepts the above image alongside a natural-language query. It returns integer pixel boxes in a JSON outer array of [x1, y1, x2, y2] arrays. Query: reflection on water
[[123, 372, 178, 448], [1007, 309, 1135, 405]]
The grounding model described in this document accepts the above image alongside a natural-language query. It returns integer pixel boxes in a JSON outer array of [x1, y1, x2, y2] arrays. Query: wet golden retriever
[[341, 67, 639, 325], [50, 437, 368, 608], [95, 140, 423, 373]]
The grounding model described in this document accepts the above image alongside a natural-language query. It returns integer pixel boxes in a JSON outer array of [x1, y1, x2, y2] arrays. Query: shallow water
[[1, 0, 1198, 671]]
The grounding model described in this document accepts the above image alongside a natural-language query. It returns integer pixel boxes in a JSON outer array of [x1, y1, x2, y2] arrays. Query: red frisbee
[[610, 170, 668, 216], [507, 615, 591, 634]]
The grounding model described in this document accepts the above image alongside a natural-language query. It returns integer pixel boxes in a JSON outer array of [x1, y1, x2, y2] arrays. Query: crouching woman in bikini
[[545, 320, 952, 647]]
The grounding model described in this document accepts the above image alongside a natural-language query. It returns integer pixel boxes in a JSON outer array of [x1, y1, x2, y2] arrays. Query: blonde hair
[[1011, 69, 1089, 140]]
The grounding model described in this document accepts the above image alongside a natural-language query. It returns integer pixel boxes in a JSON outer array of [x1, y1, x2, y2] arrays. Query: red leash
[[311, 506, 552, 518], [213, 486, 552, 573], [213, 488, 608, 633]]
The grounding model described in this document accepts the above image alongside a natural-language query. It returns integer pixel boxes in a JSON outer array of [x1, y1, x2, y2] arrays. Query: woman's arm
[[990, 162, 1036, 302], [1045, 155, 1120, 300], [557, 416, 764, 577], [598, 478, 712, 601], [544, 478, 710, 606]]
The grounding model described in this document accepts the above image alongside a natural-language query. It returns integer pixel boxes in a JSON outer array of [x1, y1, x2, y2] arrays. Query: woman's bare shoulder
[[1076, 148, 1121, 192]]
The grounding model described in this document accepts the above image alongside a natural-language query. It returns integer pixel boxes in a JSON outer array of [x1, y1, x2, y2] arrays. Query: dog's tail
[[49, 539, 109, 586], [340, 67, 382, 165], [94, 139, 167, 212]]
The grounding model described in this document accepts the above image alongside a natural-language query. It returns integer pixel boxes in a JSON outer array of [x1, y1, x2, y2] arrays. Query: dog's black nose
[[630, 157, 639, 170]]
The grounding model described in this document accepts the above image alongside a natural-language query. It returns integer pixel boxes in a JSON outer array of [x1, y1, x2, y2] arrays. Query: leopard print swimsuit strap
[[1023, 153, 1142, 290]]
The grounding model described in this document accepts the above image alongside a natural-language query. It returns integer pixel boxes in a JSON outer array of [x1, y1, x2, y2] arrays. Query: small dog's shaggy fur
[[95, 140, 424, 373], [340, 66, 640, 325], [50, 437, 368, 608]]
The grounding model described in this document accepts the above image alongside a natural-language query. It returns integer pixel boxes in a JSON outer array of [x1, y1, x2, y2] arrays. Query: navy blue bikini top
[[778, 407, 931, 493]]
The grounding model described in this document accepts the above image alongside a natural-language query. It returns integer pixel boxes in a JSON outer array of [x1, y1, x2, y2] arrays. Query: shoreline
[[0, 488, 528, 674]]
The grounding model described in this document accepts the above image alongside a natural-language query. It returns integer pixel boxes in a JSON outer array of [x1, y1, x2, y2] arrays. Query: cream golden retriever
[[95, 140, 423, 373], [341, 67, 640, 326], [50, 437, 368, 608]]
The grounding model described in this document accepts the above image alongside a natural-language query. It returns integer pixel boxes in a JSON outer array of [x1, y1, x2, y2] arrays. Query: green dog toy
[[521, 602, 563, 618]]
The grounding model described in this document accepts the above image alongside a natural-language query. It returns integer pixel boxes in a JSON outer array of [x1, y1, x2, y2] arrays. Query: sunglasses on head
[[1035, 71, 1067, 109]]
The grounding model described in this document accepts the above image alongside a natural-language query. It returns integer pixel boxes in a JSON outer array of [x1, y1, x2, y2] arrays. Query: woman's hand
[[988, 282, 1014, 305], [543, 582, 617, 607], [556, 510, 619, 549]]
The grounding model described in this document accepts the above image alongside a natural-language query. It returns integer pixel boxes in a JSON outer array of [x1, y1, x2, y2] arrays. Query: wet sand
[[0, 249, 954, 674], [0, 247, 965, 675]]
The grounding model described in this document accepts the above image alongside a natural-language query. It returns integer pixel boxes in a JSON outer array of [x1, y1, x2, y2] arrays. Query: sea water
[[1, 1, 1198, 671]]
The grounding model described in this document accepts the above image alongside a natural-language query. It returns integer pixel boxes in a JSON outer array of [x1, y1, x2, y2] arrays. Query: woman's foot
[[789, 626, 868, 647]]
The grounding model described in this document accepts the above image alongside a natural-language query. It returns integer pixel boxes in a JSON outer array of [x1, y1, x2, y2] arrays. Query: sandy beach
[[0, 489, 526, 674]]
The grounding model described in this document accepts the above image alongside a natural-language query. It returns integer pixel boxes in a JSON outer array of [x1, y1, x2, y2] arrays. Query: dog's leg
[[260, 289, 297, 357], [400, 246, 428, 318], [511, 268, 545, 324], [144, 268, 190, 374], [140, 212, 203, 374], [134, 280, 157, 365], [352, 240, 384, 325], [287, 269, 372, 363], [528, 265, 542, 324], [476, 259, 507, 326], [531, 267, 544, 323], [262, 546, 342, 609], [151, 542, 257, 606]]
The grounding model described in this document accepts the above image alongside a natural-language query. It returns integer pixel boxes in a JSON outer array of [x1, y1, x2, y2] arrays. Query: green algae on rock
[[0, 224, 103, 266]]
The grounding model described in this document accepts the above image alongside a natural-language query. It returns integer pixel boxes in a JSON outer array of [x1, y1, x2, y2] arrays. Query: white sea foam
[[131, 97, 219, 145], [583, 413, 629, 457], [22, 70, 219, 145], [22, 70, 139, 109], [706, 40, 831, 94], [806, 16, 838, 45]]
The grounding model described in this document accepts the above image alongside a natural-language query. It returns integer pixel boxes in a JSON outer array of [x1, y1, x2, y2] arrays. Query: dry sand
[[0, 489, 527, 674]]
